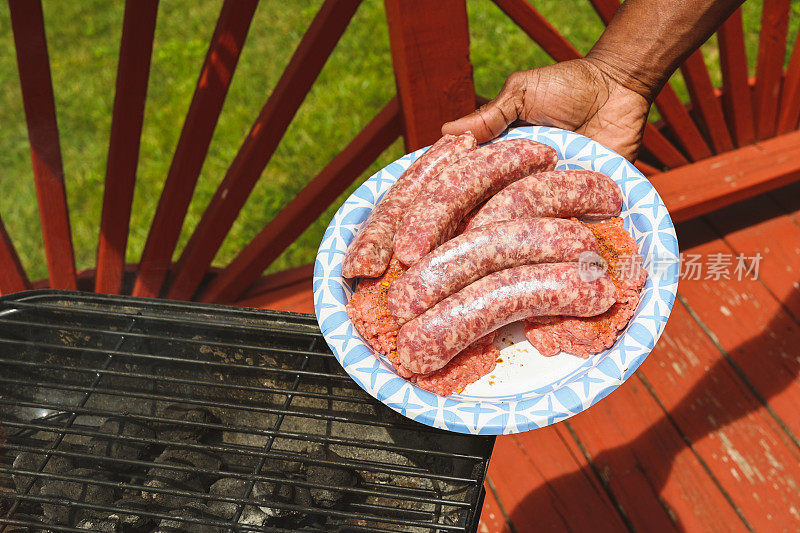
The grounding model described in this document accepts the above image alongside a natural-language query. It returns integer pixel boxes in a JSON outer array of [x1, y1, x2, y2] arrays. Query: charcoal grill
[[0, 291, 494, 532]]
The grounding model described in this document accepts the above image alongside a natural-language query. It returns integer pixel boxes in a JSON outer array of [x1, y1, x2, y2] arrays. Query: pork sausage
[[393, 139, 558, 266], [342, 133, 477, 278], [388, 218, 600, 324], [466, 170, 623, 230], [395, 263, 617, 374]]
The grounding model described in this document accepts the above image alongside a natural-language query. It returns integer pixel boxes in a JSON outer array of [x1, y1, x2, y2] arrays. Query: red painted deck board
[[675, 221, 800, 450], [478, 482, 512, 533], [753, 0, 790, 140], [487, 427, 626, 532], [565, 368, 742, 532], [777, 24, 800, 134], [386, 0, 475, 150], [680, 50, 734, 154], [653, 86, 714, 162], [718, 9, 756, 147], [640, 301, 800, 530], [649, 129, 800, 223]]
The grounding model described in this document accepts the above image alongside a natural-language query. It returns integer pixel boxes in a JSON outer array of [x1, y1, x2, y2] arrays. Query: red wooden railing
[[1, 0, 800, 306]]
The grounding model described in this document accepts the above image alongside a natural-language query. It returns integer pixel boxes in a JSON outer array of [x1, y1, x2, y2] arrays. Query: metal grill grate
[[0, 290, 493, 532]]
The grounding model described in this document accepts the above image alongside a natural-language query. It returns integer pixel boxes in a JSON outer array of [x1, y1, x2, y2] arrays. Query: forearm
[[586, 0, 744, 101]]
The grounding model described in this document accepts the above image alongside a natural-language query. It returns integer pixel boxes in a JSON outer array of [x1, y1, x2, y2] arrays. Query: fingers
[[442, 73, 525, 143]]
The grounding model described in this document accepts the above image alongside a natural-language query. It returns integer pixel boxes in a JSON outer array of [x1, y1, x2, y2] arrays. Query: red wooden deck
[[245, 181, 800, 531]]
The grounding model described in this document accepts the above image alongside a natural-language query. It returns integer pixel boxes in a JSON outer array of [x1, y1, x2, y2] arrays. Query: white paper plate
[[314, 126, 679, 435]]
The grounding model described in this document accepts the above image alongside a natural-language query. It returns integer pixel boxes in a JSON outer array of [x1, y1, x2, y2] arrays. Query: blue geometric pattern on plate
[[313, 126, 679, 435]]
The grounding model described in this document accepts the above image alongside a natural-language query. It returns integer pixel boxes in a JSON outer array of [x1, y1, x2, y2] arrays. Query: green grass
[[0, 1, 796, 283]]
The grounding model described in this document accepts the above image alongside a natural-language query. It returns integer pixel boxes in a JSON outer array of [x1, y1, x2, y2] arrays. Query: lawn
[[0, 0, 794, 284]]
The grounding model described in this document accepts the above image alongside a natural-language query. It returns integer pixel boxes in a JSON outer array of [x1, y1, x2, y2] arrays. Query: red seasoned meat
[[346, 256, 499, 393], [345, 257, 406, 356], [524, 217, 646, 357], [412, 333, 499, 396]]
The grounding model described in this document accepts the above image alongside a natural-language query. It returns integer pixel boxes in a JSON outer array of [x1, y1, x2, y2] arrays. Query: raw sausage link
[[342, 133, 477, 278], [388, 218, 599, 324], [395, 263, 617, 374], [466, 170, 623, 230], [393, 139, 558, 266]]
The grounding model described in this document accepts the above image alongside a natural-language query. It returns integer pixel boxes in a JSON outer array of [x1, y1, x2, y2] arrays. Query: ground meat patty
[[345, 257, 406, 356], [413, 333, 499, 396], [524, 217, 646, 357], [346, 256, 499, 392]]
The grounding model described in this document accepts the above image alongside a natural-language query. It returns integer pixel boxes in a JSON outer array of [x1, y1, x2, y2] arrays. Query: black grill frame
[[0, 290, 494, 532]]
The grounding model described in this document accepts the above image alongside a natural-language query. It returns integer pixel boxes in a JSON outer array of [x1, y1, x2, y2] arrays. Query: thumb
[[441, 72, 526, 143]]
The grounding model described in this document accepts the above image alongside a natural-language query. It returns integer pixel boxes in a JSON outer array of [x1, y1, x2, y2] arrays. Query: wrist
[[583, 50, 663, 103]]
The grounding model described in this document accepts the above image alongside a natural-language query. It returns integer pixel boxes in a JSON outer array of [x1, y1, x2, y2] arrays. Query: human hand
[[442, 59, 651, 162]]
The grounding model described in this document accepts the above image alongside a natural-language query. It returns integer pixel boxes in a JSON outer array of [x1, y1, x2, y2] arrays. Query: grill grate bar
[[3, 472, 469, 532], [0, 405, 484, 473], [3, 426, 473, 487], [0, 356, 376, 405], [0, 337, 349, 380], [0, 315, 338, 360], [231, 340, 310, 526], [1, 299, 325, 338], [0, 375, 430, 431], [0, 406, 482, 476], [0, 456, 469, 509]]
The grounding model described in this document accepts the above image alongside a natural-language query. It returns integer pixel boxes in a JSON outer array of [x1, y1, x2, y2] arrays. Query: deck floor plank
[[705, 194, 800, 320], [485, 426, 627, 532], [478, 481, 513, 533], [639, 301, 799, 531], [675, 218, 800, 447], [564, 362, 742, 532]]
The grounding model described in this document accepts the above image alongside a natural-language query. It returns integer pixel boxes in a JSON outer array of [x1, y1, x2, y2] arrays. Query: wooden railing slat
[[9, 0, 77, 290], [642, 123, 689, 169], [717, 8, 755, 146], [776, 25, 800, 134], [587, 0, 618, 25], [386, 0, 475, 150], [492, 0, 581, 62], [680, 50, 734, 153], [95, 0, 159, 295], [633, 160, 659, 176], [132, 0, 259, 298], [165, 0, 363, 301], [199, 97, 402, 303], [652, 86, 713, 161], [650, 129, 800, 223], [0, 217, 31, 295], [753, 0, 790, 140]]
